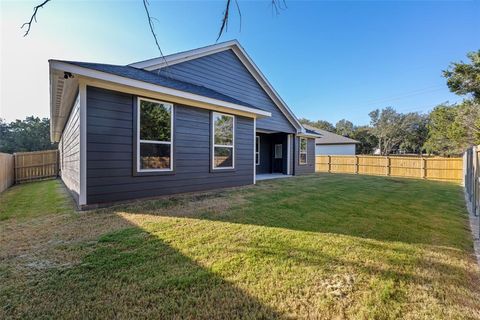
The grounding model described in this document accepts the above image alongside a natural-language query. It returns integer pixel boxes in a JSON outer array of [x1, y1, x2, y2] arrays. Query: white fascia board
[[49, 61, 271, 118], [128, 41, 304, 132], [129, 40, 239, 69], [297, 132, 322, 139]]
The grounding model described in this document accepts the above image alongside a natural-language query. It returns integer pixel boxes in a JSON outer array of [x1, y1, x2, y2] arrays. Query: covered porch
[[255, 131, 294, 178]]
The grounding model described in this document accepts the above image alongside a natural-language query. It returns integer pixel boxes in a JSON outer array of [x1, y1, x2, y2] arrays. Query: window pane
[[300, 153, 307, 164], [140, 143, 171, 169], [214, 114, 233, 145], [255, 153, 259, 165], [275, 144, 282, 159], [140, 100, 171, 142], [300, 138, 307, 152], [214, 147, 233, 168], [256, 136, 260, 152]]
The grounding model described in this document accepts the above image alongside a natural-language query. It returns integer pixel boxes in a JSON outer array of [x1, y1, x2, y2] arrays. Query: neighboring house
[[303, 124, 359, 155], [50, 40, 319, 208]]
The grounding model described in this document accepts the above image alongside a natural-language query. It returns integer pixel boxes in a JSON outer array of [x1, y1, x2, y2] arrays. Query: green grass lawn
[[0, 179, 72, 221], [1, 174, 479, 319]]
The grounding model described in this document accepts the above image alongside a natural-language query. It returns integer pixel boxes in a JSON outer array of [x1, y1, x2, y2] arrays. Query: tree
[[299, 118, 336, 132], [335, 119, 354, 137], [351, 126, 377, 154], [399, 112, 428, 154], [443, 50, 480, 102], [424, 101, 480, 156], [425, 50, 480, 155], [0, 117, 56, 154], [368, 107, 407, 155]]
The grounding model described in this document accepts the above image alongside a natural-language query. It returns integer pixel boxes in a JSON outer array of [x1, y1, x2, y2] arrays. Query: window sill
[[210, 168, 236, 173], [133, 170, 176, 177]]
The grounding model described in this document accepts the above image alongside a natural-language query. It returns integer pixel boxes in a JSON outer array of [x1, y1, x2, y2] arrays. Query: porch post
[[287, 134, 292, 175], [253, 118, 256, 184]]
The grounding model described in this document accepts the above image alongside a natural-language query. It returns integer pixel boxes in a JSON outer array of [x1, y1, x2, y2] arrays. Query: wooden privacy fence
[[0, 153, 14, 193], [315, 155, 463, 184], [14, 150, 59, 183], [464, 146, 479, 218]]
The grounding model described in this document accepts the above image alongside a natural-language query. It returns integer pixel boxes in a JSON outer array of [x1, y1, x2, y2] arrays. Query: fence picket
[[13, 150, 58, 183], [316, 155, 463, 184]]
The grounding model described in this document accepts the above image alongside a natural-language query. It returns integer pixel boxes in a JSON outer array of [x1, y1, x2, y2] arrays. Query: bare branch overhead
[[21, 0, 52, 37]]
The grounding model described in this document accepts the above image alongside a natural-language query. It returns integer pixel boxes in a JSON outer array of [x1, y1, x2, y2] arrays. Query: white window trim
[[255, 135, 260, 165], [212, 112, 235, 170], [137, 97, 174, 172], [299, 137, 308, 165]]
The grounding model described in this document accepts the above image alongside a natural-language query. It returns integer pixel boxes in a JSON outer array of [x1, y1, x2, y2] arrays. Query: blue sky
[[1, 0, 479, 125]]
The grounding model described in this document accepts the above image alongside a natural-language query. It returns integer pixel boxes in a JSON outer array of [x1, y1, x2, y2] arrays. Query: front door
[[273, 143, 283, 173]]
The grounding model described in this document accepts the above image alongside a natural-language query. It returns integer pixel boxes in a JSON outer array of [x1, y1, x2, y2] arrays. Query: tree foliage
[[0, 117, 56, 154], [299, 118, 336, 132], [335, 119, 354, 137], [443, 50, 480, 102], [351, 126, 377, 154], [425, 50, 480, 155]]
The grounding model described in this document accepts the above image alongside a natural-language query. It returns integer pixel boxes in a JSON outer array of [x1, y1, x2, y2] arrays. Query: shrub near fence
[[0, 153, 14, 193], [316, 155, 463, 184]]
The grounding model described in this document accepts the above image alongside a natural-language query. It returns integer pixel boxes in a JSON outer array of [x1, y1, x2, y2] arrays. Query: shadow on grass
[[2, 210, 282, 319]]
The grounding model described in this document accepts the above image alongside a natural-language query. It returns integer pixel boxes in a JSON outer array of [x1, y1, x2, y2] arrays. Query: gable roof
[[57, 60, 266, 111], [302, 124, 360, 145], [129, 40, 303, 132], [49, 59, 271, 142]]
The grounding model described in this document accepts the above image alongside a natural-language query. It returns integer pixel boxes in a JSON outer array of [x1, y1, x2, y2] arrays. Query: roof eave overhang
[[49, 61, 271, 142], [49, 63, 79, 142], [315, 142, 360, 145], [129, 40, 304, 133]]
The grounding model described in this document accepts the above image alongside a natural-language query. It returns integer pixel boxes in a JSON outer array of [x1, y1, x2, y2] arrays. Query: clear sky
[[1, 0, 479, 126]]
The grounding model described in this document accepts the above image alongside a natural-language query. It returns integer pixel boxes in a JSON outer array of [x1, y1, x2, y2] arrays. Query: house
[[49, 40, 319, 208], [302, 124, 359, 155]]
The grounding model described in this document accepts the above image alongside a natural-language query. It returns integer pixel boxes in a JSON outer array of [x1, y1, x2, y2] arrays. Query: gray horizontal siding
[[156, 49, 296, 133], [86, 86, 254, 205], [294, 136, 316, 175], [59, 94, 80, 204]]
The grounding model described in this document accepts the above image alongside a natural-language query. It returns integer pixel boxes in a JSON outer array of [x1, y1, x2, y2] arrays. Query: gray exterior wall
[[59, 93, 80, 203], [294, 137, 316, 175], [155, 49, 296, 134], [86, 86, 254, 205]]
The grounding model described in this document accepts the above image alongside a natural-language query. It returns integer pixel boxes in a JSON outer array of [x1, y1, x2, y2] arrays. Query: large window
[[255, 136, 260, 165], [212, 112, 235, 169], [137, 97, 173, 172], [299, 137, 307, 165]]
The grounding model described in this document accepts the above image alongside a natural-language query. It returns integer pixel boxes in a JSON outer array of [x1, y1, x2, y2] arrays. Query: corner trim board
[[79, 82, 87, 206]]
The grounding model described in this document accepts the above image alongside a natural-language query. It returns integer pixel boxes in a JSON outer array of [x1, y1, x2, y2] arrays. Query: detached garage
[[303, 125, 359, 155]]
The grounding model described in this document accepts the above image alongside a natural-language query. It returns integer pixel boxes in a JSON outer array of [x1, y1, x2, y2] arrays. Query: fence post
[[385, 156, 390, 176], [355, 156, 359, 174], [328, 156, 331, 173], [421, 157, 426, 179], [474, 146, 478, 217]]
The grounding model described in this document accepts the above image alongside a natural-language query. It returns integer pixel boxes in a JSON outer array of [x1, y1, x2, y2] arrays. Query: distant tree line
[[0, 117, 56, 154], [301, 50, 480, 156]]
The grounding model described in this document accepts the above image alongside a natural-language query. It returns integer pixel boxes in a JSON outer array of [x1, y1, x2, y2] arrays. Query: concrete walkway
[[256, 173, 292, 181]]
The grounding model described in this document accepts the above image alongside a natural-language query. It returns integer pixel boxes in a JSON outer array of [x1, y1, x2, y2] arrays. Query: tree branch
[[216, 0, 242, 42], [142, 0, 166, 61], [21, 0, 51, 37]]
